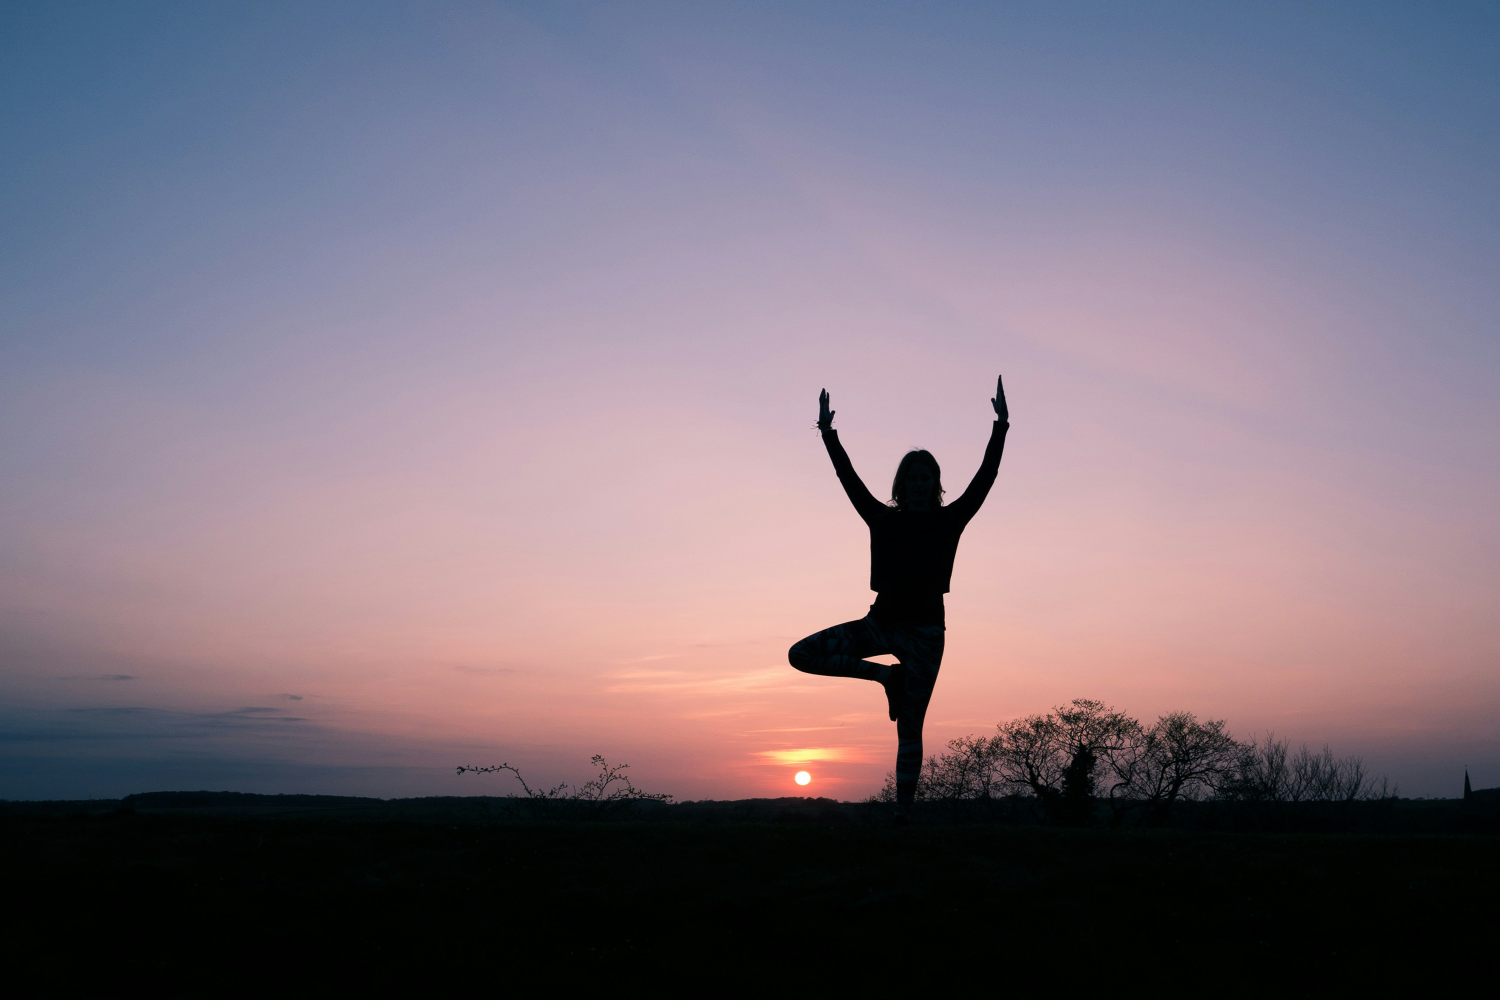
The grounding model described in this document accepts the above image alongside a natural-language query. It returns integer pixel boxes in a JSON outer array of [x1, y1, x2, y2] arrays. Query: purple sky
[[2, 2, 1497, 800]]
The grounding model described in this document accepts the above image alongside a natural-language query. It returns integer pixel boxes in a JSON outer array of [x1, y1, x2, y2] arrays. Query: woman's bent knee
[[788, 639, 815, 672]]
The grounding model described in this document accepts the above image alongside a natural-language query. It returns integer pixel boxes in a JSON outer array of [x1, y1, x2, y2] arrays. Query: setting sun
[[794, 771, 811, 786]]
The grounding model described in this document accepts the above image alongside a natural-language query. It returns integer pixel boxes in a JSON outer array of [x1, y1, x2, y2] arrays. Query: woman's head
[[891, 450, 943, 511]]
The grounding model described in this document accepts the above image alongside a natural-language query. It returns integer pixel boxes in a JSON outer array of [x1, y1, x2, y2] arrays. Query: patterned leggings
[[787, 615, 945, 785]]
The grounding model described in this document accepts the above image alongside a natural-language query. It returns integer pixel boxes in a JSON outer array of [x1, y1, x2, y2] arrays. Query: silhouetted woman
[[789, 376, 1009, 822]]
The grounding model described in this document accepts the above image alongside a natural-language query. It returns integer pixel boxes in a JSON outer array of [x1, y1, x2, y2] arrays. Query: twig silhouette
[[457, 755, 672, 819]]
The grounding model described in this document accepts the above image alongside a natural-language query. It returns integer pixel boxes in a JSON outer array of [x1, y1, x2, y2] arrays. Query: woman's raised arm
[[949, 375, 1010, 524], [818, 389, 885, 523]]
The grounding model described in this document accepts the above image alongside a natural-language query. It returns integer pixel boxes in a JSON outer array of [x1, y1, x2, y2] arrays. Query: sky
[[2, 1, 1497, 801]]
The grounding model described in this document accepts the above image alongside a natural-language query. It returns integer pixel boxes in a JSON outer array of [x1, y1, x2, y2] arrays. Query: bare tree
[[1223, 736, 1393, 803], [987, 699, 1138, 823], [925, 733, 1006, 800], [1289, 743, 1386, 802], [1051, 699, 1139, 823], [993, 712, 1065, 803], [872, 734, 1005, 805], [1109, 712, 1242, 820], [1225, 734, 1293, 802]]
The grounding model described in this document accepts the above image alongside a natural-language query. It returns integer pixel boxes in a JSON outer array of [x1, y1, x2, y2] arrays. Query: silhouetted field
[[3, 794, 1495, 992]]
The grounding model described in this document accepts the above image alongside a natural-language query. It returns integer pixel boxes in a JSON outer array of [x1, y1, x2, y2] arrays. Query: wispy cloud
[[605, 666, 815, 697], [211, 707, 307, 722], [688, 636, 792, 649], [11, 704, 308, 745]]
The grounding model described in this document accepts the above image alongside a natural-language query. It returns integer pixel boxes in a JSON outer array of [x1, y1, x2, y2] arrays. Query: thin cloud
[[688, 636, 792, 649], [751, 747, 872, 765], [210, 707, 307, 722], [605, 665, 817, 696]]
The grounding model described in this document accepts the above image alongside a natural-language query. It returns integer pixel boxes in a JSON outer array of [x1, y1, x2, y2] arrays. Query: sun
[[794, 771, 811, 786]]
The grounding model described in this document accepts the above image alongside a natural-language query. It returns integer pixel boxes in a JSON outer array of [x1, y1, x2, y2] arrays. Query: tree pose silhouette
[[789, 376, 1009, 823]]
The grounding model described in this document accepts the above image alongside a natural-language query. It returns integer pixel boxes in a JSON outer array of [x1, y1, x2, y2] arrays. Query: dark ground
[[3, 794, 1495, 993]]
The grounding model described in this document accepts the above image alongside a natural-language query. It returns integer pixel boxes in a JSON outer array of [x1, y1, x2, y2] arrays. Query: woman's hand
[[992, 375, 1009, 423], [818, 388, 835, 431]]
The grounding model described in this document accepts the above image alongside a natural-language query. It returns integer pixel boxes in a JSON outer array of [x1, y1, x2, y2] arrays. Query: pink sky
[[2, 4, 1496, 799]]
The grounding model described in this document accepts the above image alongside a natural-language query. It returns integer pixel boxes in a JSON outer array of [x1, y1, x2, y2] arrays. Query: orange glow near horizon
[[2, 5, 1497, 801]]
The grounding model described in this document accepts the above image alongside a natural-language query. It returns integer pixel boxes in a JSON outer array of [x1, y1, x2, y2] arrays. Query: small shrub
[[456, 755, 672, 819]]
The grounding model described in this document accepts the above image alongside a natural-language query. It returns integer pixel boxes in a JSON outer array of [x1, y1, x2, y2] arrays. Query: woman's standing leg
[[888, 624, 945, 820]]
